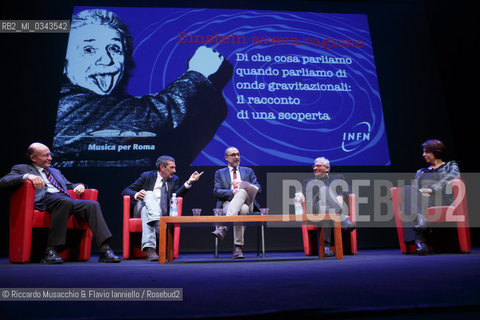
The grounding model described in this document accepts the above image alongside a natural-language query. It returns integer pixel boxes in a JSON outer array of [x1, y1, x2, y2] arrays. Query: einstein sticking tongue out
[[64, 23, 125, 95]]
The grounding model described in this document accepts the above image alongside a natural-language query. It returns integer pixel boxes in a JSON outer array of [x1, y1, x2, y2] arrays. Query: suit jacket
[[0, 164, 81, 208], [303, 174, 350, 195], [213, 166, 261, 211], [303, 173, 350, 214], [122, 170, 189, 210]]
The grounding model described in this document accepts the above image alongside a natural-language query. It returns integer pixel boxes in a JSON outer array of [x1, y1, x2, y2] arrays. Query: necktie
[[43, 168, 70, 196], [160, 179, 168, 216], [232, 168, 239, 190]]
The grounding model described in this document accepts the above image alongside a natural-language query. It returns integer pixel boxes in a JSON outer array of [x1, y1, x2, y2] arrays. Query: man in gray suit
[[0, 142, 120, 264], [302, 157, 356, 257], [212, 147, 261, 259]]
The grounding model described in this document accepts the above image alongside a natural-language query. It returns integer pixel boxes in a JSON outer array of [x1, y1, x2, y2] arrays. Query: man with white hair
[[302, 156, 356, 257]]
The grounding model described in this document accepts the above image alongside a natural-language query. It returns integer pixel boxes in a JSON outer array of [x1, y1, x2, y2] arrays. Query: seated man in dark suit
[[122, 155, 203, 261], [0, 142, 121, 264], [301, 157, 356, 257], [212, 147, 261, 259]]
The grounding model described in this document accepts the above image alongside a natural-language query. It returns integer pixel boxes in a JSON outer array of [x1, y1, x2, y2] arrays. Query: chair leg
[[318, 228, 325, 259], [261, 224, 265, 258], [257, 225, 261, 256], [256, 224, 266, 258], [214, 236, 219, 258]]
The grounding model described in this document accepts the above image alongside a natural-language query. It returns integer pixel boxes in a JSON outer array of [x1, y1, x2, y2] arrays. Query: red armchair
[[123, 196, 182, 259], [390, 178, 471, 254], [9, 180, 94, 263], [302, 193, 357, 255]]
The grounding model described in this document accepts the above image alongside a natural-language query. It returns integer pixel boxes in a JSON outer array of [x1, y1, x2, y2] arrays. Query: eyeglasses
[[226, 153, 241, 157], [33, 153, 53, 158]]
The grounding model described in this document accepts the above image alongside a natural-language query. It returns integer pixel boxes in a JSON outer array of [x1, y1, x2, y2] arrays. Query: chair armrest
[[122, 195, 131, 259], [10, 180, 36, 225], [348, 193, 356, 223], [390, 187, 402, 226], [123, 195, 131, 219], [81, 188, 98, 201], [67, 188, 98, 200]]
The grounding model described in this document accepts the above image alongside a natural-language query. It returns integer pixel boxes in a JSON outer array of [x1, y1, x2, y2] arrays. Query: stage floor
[[1, 249, 480, 319]]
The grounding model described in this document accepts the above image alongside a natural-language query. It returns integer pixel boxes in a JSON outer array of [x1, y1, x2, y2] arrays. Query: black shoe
[[341, 219, 357, 233], [98, 249, 121, 263], [415, 240, 430, 256], [41, 249, 64, 264], [324, 247, 335, 257]]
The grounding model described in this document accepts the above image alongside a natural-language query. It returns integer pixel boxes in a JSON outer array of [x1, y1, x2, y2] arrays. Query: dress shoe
[[212, 226, 227, 241], [324, 247, 335, 257], [415, 240, 430, 256], [233, 246, 244, 259], [144, 247, 159, 261], [98, 248, 122, 263], [341, 219, 357, 233], [41, 249, 64, 264]]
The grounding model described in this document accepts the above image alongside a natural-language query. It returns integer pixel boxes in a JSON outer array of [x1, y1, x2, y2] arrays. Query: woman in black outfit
[[401, 139, 460, 255]]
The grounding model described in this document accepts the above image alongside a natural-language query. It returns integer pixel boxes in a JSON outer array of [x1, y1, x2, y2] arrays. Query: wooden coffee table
[[157, 214, 343, 264]]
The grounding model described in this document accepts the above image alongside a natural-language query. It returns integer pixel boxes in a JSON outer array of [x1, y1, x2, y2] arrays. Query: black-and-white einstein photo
[[53, 9, 232, 167]]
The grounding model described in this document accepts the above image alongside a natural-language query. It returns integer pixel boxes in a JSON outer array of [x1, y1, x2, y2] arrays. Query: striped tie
[[43, 168, 70, 196], [160, 179, 168, 216]]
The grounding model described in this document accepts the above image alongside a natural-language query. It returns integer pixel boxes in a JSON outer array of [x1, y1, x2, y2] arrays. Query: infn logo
[[341, 121, 371, 152]]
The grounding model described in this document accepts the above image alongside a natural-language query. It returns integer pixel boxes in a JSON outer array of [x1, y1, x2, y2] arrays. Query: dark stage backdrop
[[0, 0, 476, 256]]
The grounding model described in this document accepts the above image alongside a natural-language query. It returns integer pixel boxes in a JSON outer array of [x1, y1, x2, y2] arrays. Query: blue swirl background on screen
[[74, 7, 390, 166]]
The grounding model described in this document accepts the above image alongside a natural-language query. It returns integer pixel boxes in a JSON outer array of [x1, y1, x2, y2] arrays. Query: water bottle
[[294, 192, 303, 215], [169, 193, 178, 216]]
